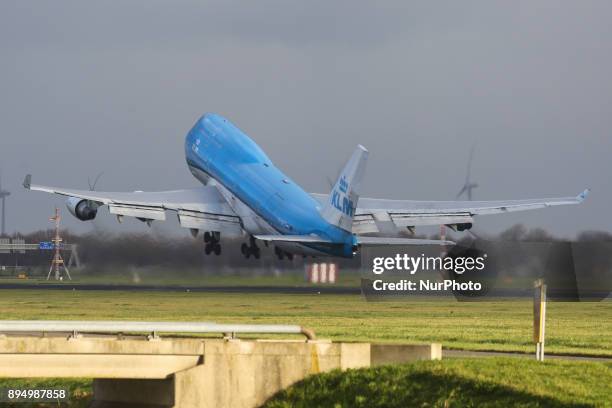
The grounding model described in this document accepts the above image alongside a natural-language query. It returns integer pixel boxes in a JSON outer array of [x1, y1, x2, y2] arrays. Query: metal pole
[[1, 196, 5, 236], [0, 320, 317, 340], [533, 279, 547, 361], [49, 208, 70, 281], [540, 284, 546, 361]]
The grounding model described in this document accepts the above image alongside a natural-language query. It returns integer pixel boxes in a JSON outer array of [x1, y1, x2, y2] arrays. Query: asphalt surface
[[0, 282, 362, 294], [443, 349, 612, 362]]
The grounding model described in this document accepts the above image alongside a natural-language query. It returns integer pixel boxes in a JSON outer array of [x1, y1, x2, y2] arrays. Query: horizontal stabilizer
[[254, 235, 334, 244], [357, 236, 455, 246]]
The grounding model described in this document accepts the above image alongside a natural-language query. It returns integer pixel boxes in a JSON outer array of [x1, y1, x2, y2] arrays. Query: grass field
[[263, 358, 612, 408], [1, 358, 610, 408], [0, 289, 610, 356], [0, 289, 610, 407]]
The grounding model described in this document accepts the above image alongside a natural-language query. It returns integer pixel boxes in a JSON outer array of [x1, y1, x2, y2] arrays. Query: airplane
[[23, 113, 589, 259]]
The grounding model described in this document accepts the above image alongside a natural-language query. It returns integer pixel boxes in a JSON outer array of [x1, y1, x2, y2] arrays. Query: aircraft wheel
[[241, 243, 248, 256], [204, 244, 212, 255], [214, 244, 221, 256], [204, 232, 211, 243]]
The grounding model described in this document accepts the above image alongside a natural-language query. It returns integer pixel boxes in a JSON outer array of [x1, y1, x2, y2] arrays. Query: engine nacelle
[[447, 222, 473, 232], [66, 197, 98, 221], [456, 223, 473, 231]]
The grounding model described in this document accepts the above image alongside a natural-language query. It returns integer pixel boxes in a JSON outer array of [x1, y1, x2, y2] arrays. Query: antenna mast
[[0, 170, 10, 236], [47, 207, 71, 281]]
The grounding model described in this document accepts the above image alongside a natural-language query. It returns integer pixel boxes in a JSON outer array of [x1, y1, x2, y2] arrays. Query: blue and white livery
[[24, 113, 589, 259]]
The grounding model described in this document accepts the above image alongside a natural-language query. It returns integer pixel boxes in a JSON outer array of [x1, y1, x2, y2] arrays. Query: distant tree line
[[1, 225, 610, 270]]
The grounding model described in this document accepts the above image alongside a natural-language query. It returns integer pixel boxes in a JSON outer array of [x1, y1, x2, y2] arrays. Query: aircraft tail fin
[[320, 145, 368, 232]]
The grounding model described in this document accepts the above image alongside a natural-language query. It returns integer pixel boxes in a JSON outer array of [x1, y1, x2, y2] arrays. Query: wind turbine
[[88, 172, 104, 192], [87, 172, 105, 232], [0, 170, 10, 236], [456, 143, 478, 201]]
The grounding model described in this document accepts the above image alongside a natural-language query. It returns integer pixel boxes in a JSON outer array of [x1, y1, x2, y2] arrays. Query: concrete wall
[[0, 336, 204, 378], [185, 340, 370, 407], [371, 343, 442, 366], [91, 340, 372, 407], [0, 335, 441, 408]]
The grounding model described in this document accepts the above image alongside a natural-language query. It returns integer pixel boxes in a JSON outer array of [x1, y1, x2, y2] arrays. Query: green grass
[[263, 358, 612, 408], [0, 290, 609, 406], [0, 290, 610, 356], [1, 359, 610, 407]]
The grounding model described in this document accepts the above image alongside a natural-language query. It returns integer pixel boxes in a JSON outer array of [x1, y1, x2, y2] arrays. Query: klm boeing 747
[[24, 113, 589, 259]]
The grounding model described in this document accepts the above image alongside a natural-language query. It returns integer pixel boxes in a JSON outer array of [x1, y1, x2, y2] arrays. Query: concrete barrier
[[0, 335, 441, 407], [371, 343, 442, 365]]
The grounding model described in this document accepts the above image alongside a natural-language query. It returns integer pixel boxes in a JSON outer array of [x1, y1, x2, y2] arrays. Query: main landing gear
[[241, 236, 261, 259], [275, 246, 294, 261], [204, 231, 221, 256]]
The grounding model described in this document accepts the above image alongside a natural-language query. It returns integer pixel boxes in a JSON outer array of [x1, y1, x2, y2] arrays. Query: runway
[[443, 349, 612, 362], [2, 282, 609, 303], [0, 282, 362, 294]]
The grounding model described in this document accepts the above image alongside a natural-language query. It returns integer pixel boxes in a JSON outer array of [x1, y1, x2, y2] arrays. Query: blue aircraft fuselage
[[184, 113, 355, 257]]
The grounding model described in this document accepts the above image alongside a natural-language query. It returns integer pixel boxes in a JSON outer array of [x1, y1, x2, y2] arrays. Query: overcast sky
[[0, 1, 610, 237]]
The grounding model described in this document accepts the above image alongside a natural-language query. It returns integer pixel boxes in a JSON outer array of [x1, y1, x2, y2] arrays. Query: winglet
[[577, 188, 590, 202], [23, 174, 32, 190]]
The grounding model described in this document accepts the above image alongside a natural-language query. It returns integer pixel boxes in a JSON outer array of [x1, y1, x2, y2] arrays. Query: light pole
[[0, 171, 10, 236]]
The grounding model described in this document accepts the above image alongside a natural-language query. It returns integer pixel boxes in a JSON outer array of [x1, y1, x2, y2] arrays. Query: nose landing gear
[[204, 231, 221, 255], [241, 236, 261, 259]]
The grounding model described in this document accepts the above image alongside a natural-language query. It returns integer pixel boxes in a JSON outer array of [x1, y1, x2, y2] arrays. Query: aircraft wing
[[356, 236, 454, 246], [23, 175, 243, 235], [254, 235, 334, 244], [311, 189, 589, 234], [255, 234, 453, 246]]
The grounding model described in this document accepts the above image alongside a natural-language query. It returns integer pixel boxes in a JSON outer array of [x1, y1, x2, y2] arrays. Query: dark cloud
[[0, 1, 610, 237], [0, 1, 417, 51]]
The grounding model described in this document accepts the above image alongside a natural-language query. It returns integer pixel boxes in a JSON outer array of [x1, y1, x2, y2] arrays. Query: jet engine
[[454, 223, 473, 231], [66, 197, 98, 221]]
